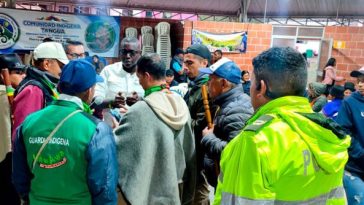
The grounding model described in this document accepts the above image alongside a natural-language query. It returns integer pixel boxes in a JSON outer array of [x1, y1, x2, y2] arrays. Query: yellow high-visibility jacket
[[214, 96, 350, 205]]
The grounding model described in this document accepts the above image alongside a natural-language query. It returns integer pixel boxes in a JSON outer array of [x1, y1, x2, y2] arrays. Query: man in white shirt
[[93, 37, 144, 118]]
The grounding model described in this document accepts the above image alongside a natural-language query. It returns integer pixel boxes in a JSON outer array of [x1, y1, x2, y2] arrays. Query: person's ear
[[202, 59, 208, 67], [145, 72, 151, 80], [221, 78, 228, 88], [41, 59, 50, 71], [257, 80, 267, 98], [84, 86, 95, 103]]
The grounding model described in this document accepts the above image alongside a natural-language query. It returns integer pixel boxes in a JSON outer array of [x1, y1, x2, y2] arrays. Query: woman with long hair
[[322, 58, 344, 93]]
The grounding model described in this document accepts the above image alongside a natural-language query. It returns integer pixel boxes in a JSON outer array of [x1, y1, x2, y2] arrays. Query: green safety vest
[[22, 100, 96, 205], [214, 96, 350, 205]]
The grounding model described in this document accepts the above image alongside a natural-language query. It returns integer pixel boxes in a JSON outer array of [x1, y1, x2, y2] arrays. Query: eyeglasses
[[120, 49, 139, 57], [67, 52, 85, 59]]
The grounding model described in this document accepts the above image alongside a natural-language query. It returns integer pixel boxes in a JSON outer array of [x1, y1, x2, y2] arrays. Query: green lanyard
[[144, 84, 168, 97], [82, 101, 92, 114], [40, 78, 59, 100], [6, 86, 14, 97]]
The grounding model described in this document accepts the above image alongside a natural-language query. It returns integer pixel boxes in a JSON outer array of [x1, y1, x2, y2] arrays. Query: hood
[[144, 91, 190, 130], [352, 91, 364, 102], [280, 108, 350, 174], [27, 66, 59, 85], [255, 96, 350, 174], [309, 82, 326, 98], [189, 73, 209, 86]]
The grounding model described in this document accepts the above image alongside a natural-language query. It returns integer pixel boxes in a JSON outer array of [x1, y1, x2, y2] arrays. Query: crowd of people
[[0, 36, 363, 205]]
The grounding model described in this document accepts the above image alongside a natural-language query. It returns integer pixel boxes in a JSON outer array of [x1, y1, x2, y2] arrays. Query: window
[[146, 11, 153, 18], [96, 7, 107, 15], [74, 6, 90, 14], [59, 6, 69, 13]]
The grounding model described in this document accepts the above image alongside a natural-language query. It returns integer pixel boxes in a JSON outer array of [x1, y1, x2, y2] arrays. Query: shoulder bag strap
[[32, 109, 82, 171]]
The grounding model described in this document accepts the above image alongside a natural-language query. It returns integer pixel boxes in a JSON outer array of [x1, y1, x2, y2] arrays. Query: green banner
[[192, 29, 247, 53]]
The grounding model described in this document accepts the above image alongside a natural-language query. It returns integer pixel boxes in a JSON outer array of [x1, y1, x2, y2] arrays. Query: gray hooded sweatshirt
[[114, 91, 196, 205]]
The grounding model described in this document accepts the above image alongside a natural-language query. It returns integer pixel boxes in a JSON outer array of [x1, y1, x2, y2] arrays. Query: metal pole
[[336, 0, 341, 22], [263, 0, 268, 23]]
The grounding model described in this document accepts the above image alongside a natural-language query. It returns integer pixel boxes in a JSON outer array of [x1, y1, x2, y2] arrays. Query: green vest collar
[[52, 98, 92, 114]]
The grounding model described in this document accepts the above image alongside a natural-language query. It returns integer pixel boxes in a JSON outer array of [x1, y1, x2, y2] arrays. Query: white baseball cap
[[33, 42, 69, 65]]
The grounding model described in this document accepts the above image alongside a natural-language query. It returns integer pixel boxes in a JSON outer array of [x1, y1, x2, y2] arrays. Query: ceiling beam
[[308, 18, 325, 26], [288, 18, 304, 25], [239, 0, 251, 22]]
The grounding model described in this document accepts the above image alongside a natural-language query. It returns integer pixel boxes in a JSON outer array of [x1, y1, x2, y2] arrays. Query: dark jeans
[[203, 157, 217, 188]]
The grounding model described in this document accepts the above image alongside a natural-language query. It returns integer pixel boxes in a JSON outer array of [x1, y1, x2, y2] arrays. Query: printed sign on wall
[[333, 41, 346, 49], [0, 8, 120, 57], [192, 29, 247, 53]]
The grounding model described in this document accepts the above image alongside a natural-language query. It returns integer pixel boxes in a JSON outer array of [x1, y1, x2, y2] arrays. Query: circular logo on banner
[[85, 21, 116, 53], [0, 13, 20, 49]]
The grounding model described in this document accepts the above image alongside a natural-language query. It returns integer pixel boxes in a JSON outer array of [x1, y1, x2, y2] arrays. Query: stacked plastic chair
[[125, 27, 138, 39], [155, 22, 171, 69], [141, 26, 154, 55], [141, 26, 153, 35], [142, 34, 154, 55]]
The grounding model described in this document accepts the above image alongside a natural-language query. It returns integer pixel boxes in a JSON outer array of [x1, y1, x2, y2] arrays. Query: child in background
[[344, 81, 356, 98]]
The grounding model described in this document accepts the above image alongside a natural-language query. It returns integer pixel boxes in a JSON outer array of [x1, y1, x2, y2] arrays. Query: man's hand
[[202, 125, 214, 137], [112, 92, 126, 108], [119, 106, 128, 114], [126, 91, 139, 106]]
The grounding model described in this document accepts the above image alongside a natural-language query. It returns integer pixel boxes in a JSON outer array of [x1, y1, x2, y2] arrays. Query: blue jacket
[[12, 98, 118, 205], [336, 91, 364, 177]]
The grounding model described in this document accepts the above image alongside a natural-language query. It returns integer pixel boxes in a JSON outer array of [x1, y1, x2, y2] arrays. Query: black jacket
[[201, 85, 253, 159], [201, 85, 253, 187], [184, 74, 213, 175]]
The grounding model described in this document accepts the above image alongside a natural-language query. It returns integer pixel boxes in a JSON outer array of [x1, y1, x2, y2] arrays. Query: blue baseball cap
[[59, 59, 103, 95], [200, 57, 242, 84]]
